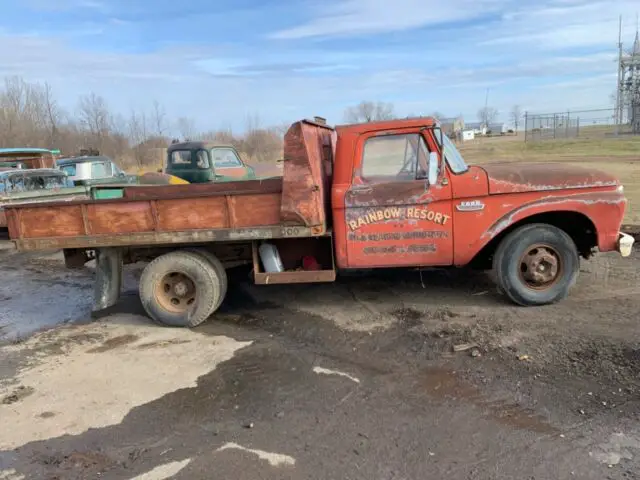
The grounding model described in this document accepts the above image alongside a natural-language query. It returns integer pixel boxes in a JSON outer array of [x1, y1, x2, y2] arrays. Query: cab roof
[[335, 117, 437, 135], [168, 141, 235, 151], [57, 155, 112, 165], [0, 148, 54, 157]]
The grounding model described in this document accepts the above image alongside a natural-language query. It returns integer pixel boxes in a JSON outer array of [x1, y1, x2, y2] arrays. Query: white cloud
[[25, 0, 108, 12], [270, 0, 503, 39], [481, 0, 639, 50], [0, 0, 634, 130]]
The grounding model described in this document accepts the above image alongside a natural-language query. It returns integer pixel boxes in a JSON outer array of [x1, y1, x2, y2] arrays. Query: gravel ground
[[0, 245, 639, 480]]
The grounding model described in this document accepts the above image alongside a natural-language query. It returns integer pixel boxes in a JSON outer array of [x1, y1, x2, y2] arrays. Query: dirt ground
[[1, 244, 640, 479]]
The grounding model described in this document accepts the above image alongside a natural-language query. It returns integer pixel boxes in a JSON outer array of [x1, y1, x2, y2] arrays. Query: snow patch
[[216, 442, 296, 467], [312, 366, 360, 383]]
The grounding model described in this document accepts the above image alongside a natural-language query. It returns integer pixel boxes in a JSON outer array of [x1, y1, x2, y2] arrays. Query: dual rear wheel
[[139, 249, 228, 327]]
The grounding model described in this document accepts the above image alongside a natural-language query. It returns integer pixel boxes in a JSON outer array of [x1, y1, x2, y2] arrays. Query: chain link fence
[[524, 108, 640, 142]]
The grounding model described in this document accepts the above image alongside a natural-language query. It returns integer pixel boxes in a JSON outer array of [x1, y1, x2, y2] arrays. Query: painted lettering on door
[[348, 206, 451, 231]]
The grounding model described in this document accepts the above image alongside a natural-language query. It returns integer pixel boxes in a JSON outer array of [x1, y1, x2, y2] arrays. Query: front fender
[[453, 189, 627, 265]]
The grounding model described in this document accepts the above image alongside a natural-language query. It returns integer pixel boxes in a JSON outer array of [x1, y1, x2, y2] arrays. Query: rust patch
[[87, 334, 139, 353], [281, 120, 333, 229], [481, 162, 619, 194]]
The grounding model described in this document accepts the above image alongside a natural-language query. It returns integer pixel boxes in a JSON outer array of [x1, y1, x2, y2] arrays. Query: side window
[[91, 162, 109, 178], [211, 148, 242, 168], [44, 175, 66, 189], [361, 134, 429, 181], [170, 150, 192, 166], [196, 150, 210, 169]]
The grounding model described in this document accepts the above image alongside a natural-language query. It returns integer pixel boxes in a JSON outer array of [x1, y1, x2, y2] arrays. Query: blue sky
[[0, 0, 638, 132]]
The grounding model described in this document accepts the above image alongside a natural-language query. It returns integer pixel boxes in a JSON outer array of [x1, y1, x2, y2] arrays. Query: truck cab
[[165, 142, 256, 183], [0, 148, 57, 170], [56, 155, 137, 186], [331, 118, 632, 305]]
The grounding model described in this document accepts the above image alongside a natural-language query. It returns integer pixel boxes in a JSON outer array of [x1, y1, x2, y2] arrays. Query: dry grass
[[459, 135, 640, 224]]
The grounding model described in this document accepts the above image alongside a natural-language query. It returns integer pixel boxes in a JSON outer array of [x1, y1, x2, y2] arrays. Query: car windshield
[[60, 164, 76, 176], [434, 127, 468, 174]]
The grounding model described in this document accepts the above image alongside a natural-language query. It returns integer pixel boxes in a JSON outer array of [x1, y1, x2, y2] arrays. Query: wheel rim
[[518, 244, 563, 290], [155, 271, 197, 313]]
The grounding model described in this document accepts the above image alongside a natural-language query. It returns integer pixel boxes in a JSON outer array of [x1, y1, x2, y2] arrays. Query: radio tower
[[615, 15, 640, 133]]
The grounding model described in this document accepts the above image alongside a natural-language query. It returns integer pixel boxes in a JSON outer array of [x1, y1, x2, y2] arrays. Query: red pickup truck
[[4, 117, 634, 327]]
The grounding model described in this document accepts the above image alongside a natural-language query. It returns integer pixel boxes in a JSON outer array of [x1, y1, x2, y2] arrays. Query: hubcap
[[156, 272, 197, 312], [518, 244, 562, 290]]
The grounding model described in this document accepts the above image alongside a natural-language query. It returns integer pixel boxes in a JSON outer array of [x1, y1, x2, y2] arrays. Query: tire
[[184, 248, 228, 310], [139, 250, 223, 327], [492, 223, 579, 306]]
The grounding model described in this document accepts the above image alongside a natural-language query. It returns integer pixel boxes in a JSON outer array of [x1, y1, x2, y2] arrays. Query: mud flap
[[92, 247, 123, 316]]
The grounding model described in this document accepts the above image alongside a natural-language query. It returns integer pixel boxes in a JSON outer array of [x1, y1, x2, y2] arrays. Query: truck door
[[343, 129, 453, 268]]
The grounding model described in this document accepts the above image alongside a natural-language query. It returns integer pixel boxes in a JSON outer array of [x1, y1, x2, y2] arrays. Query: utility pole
[[483, 88, 490, 132], [615, 15, 623, 129]]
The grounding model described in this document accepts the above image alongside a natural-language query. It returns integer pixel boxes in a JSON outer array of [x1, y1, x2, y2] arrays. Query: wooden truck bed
[[5, 119, 335, 251]]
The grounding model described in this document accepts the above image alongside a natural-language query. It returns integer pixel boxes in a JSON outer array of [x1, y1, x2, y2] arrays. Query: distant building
[[464, 122, 507, 135], [462, 130, 475, 141]]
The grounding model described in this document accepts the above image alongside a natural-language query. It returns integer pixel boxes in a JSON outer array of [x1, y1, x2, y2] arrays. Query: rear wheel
[[493, 224, 579, 306], [139, 250, 224, 327], [185, 248, 228, 310]]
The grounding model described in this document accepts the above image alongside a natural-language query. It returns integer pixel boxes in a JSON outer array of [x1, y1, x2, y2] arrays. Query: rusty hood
[[480, 162, 620, 194]]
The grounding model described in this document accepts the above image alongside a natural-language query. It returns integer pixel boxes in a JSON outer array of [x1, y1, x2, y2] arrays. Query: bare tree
[[477, 106, 499, 128], [430, 111, 445, 121], [151, 100, 167, 137], [510, 105, 522, 134], [0, 74, 291, 172], [128, 109, 148, 145], [77, 93, 112, 138], [344, 101, 395, 123], [176, 117, 196, 140], [42, 82, 62, 145]]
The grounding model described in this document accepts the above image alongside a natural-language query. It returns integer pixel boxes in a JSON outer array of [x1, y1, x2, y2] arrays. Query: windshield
[[434, 127, 468, 174], [60, 165, 76, 176], [211, 148, 242, 168]]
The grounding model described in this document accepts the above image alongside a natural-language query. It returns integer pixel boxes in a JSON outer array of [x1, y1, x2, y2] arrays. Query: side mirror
[[428, 152, 439, 185]]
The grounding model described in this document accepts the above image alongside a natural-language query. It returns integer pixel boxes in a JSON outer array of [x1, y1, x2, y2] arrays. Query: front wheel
[[493, 224, 579, 306]]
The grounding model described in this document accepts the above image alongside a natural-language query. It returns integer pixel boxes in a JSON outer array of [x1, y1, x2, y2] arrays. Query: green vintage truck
[[165, 142, 257, 183]]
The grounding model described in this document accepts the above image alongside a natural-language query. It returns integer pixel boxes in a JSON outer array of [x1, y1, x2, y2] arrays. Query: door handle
[[351, 186, 373, 193]]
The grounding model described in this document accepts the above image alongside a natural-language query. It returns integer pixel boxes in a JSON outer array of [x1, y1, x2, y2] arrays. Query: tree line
[[0, 75, 528, 174], [0, 76, 284, 171], [344, 100, 524, 134]]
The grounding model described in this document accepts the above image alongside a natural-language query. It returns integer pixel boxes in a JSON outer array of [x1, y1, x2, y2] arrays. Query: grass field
[[459, 134, 640, 224]]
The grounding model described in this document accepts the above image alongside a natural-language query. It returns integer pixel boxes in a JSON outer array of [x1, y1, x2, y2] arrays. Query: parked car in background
[[0, 148, 57, 170], [165, 142, 257, 183], [56, 155, 138, 186], [0, 169, 88, 231]]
